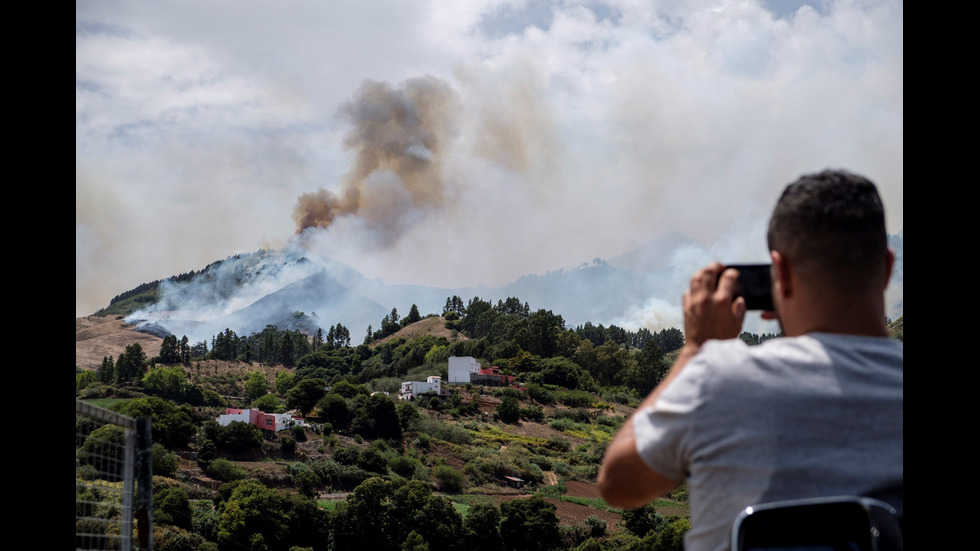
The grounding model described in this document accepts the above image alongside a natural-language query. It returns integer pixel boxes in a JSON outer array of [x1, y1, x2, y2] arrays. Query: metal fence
[[76, 400, 153, 550]]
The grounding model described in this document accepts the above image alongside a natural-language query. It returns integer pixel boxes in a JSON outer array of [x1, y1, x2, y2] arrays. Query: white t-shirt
[[633, 333, 903, 551]]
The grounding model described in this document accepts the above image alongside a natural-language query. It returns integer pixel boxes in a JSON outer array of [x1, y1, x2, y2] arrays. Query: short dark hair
[[767, 169, 888, 294]]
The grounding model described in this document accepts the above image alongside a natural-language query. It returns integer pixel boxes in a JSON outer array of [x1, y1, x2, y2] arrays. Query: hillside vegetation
[[77, 291, 903, 551]]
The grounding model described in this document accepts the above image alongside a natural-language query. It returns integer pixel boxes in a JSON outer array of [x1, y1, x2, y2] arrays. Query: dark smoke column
[[293, 75, 459, 245]]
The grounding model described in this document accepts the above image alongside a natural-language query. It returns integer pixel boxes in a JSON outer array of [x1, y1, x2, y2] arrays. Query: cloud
[[76, 1, 903, 319]]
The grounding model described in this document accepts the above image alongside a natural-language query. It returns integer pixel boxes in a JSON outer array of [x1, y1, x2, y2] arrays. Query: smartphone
[[721, 264, 773, 311]]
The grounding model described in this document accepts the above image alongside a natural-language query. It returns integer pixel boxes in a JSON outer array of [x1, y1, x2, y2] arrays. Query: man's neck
[[781, 290, 888, 338]]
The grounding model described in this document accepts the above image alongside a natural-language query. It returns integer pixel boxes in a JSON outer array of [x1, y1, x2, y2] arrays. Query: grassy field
[[83, 398, 130, 410]]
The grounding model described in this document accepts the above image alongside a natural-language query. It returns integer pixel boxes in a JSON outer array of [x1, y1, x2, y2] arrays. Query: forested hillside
[[76, 295, 904, 551]]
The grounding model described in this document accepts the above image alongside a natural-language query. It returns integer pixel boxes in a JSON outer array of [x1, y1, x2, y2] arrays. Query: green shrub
[[596, 415, 623, 428], [524, 383, 555, 404], [493, 387, 525, 400], [416, 417, 471, 444], [218, 421, 264, 452], [77, 370, 97, 393], [358, 447, 389, 474], [552, 408, 591, 423], [555, 390, 594, 408], [463, 462, 489, 486], [154, 486, 192, 530], [332, 445, 360, 466], [413, 433, 431, 450], [389, 455, 420, 478], [290, 425, 307, 442], [152, 443, 178, 478], [496, 397, 521, 423], [520, 404, 545, 422], [585, 515, 606, 538], [253, 393, 281, 413], [433, 465, 465, 493], [548, 418, 575, 432], [546, 435, 571, 452], [206, 459, 246, 482]]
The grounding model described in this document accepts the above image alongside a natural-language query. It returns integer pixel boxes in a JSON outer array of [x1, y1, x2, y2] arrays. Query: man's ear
[[771, 250, 792, 299], [883, 247, 895, 290]]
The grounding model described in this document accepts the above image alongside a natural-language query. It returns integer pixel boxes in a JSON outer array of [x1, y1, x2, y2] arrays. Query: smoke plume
[[293, 75, 459, 245]]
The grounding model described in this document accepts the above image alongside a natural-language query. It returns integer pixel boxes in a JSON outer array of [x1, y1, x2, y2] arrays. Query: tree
[[443, 295, 464, 316], [496, 396, 521, 424], [396, 401, 421, 431], [154, 486, 192, 530], [387, 480, 463, 551], [143, 366, 186, 399], [638, 517, 690, 551], [517, 309, 565, 357], [527, 357, 594, 391], [216, 480, 328, 551], [316, 392, 351, 431], [111, 396, 197, 448], [593, 340, 634, 387], [210, 328, 240, 361], [500, 495, 561, 551], [333, 477, 392, 551], [76, 370, 96, 393], [253, 393, 281, 413], [402, 531, 430, 551], [622, 341, 668, 395], [281, 332, 295, 366], [585, 515, 607, 539], [275, 370, 296, 395], [404, 304, 422, 326], [332, 379, 370, 398], [621, 503, 666, 538], [179, 335, 191, 363], [294, 468, 319, 499], [286, 378, 327, 416], [463, 502, 503, 551], [244, 370, 268, 400], [116, 343, 148, 383], [159, 335, 180, 363], [432, 465, 465, 493], [332, 324, 351, 347], [79, 425, 126, 480], [651, 327, 685, 354], [97, 355, 115, 384], [350, 394, 402, 440], [219, 421, 264, 452]]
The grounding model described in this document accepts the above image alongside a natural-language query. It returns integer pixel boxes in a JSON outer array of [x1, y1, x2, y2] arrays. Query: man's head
[[766, 170, 892, 335]]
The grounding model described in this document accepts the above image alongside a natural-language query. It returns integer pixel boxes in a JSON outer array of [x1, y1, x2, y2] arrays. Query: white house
[[448, 356, 481, 384], [400, 375, 442, 400]]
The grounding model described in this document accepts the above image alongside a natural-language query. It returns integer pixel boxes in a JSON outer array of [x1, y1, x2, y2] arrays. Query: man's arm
[[597, 262, 746, 509]]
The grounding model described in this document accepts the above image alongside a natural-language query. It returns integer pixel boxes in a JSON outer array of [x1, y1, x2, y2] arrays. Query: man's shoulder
[[701, 333, 902, 358], [692, 333, 901, 392]]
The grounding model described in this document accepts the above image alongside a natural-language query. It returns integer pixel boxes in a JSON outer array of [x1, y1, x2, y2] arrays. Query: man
[[598, 169, 902, 551]]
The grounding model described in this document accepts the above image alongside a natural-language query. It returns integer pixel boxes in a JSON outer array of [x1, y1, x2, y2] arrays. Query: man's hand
[[599, 261, 745, 510], [682, 262, 747, 348]]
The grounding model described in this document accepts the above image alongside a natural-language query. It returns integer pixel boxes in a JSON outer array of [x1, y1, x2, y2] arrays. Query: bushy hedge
[[433, 464, 465, 492]]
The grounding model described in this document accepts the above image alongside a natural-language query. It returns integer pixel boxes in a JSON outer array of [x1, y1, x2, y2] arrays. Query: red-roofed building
[[216, 408, 304, 433], [471, 367, 517, 387]]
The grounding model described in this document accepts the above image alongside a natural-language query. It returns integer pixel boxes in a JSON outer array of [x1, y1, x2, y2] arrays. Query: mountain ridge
[[90, 231, 904, 346]]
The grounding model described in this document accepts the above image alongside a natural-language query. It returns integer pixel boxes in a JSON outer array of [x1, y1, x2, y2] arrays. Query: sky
[[76, 0, 903, 318]]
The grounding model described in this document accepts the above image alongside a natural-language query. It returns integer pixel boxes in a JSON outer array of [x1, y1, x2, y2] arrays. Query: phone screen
[[723, 264, 772, 311]]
